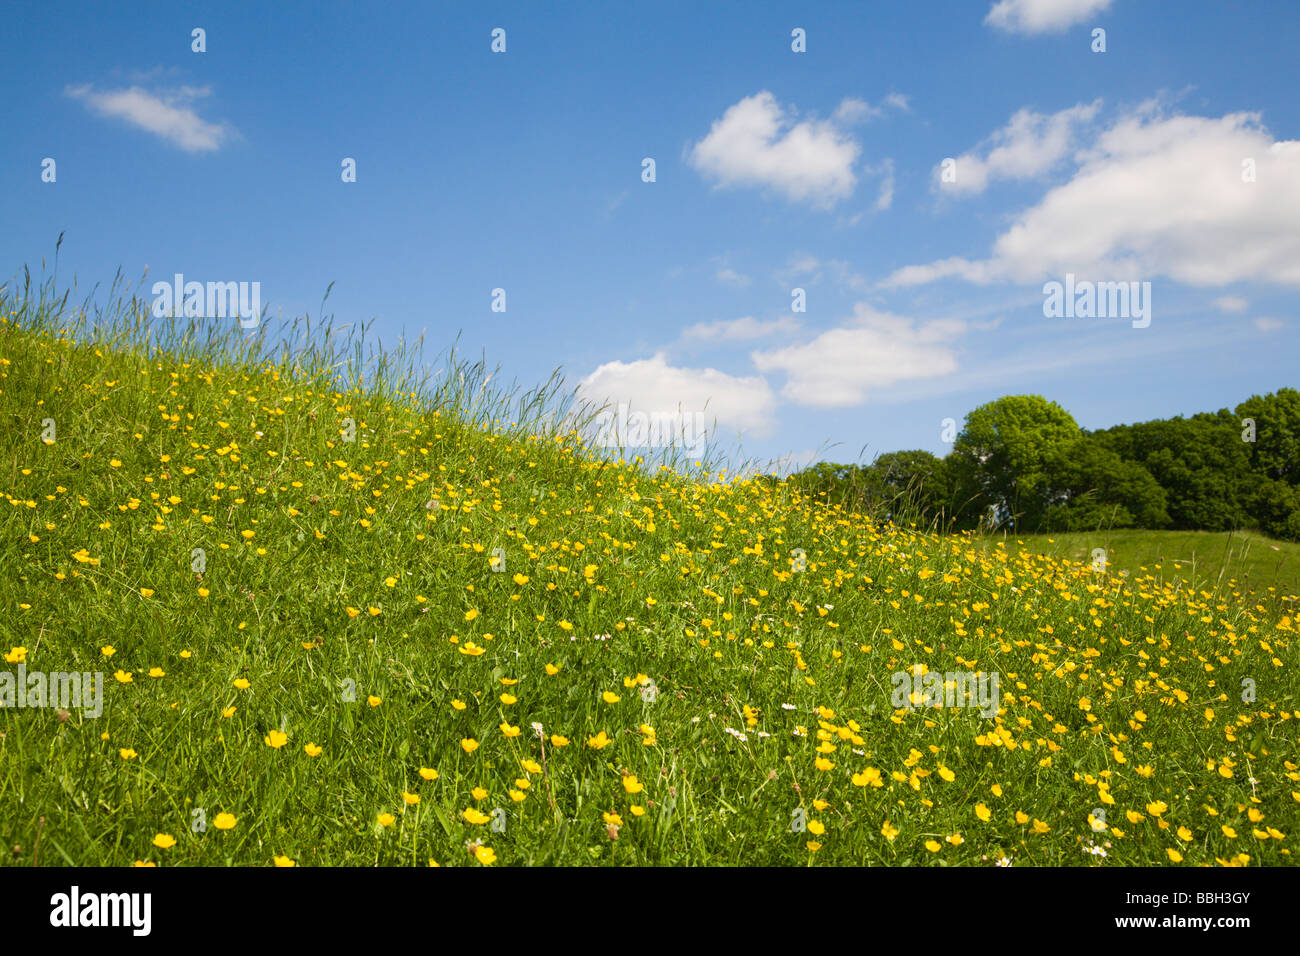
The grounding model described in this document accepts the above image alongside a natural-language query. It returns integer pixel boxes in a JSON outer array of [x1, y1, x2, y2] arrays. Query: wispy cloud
[[682, 316, 801, 343], [1212, 295, 1249, 314], [833, 92, 910, 126], [65, 82, 235, 152], [874, 158, 896, 210], [777, 255, 870, 293]]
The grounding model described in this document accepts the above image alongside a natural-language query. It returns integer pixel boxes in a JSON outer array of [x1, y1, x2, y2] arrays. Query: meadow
[[985, 530, 1300, 613], [1, 275, 1297, 867]]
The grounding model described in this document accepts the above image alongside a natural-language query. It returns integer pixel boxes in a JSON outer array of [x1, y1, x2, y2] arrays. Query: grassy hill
[[2, 281, 1297, 867]]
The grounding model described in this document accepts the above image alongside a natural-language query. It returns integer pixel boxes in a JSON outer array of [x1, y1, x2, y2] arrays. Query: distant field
[[982, 530, 1300, 605]]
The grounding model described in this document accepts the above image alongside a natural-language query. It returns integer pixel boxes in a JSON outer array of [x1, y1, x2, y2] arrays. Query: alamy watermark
[[1, 665, 103, 717], [890, 665, 1000, 717], [151, 273, 261, 328], [592, 402, 710, 453], [50, 886, 150, 936], [1043, 273, 1151, 328]]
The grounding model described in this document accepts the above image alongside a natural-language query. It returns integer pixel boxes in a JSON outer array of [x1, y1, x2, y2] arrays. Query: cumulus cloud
[[65, 83, 235, 152], [687, 91, 862, 208], [751, 304, 965, 408], [682, 316, 801, 343], [889, 105, 1300, 288], [576, 353, 778, 441], [1254, 317, 1283, 333], [937, 101, 1101, 196], [985, 0, 1114, 34]]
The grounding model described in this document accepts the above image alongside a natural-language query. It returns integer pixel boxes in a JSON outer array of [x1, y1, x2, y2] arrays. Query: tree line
[[785, 389, 1300, 539]]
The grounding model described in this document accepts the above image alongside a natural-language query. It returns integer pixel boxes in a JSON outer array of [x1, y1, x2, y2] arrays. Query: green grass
[[984, 530, 1300, 610], [1, 273, 1297, 868]]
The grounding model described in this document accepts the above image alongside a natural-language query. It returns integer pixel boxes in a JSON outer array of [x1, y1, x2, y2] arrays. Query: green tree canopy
[[950, 395, 1081, 530]]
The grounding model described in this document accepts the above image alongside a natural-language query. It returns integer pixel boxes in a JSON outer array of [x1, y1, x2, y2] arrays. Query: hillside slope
[[1, 301, 1297, 867]]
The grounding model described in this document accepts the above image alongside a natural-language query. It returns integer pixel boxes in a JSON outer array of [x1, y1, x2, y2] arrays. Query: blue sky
[[4, 0, 1297, 471]]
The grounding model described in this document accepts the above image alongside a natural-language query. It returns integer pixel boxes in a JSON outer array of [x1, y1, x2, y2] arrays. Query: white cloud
[[777, 255, 870, 292], [833, 97, 883, 125], [576, 353, 777, 438], [890, 106, 1300, 288], [938, 101, 1100, 196], [682, 316, 801, 343], [65, 83, 234, 152], [1254, 317, 1283, 332], [715, 267, 751, 287], [1212, 295, 1249, 313], [832, 93, 911, 127], [751, 304, 965, 408], [884, 92, 912, 113], [874, 158, 896, 210], [688, 91, 861, 208], [883, 257, 997, 286], [786, 255, 822, 277], [986, 0, 1114, 34]]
